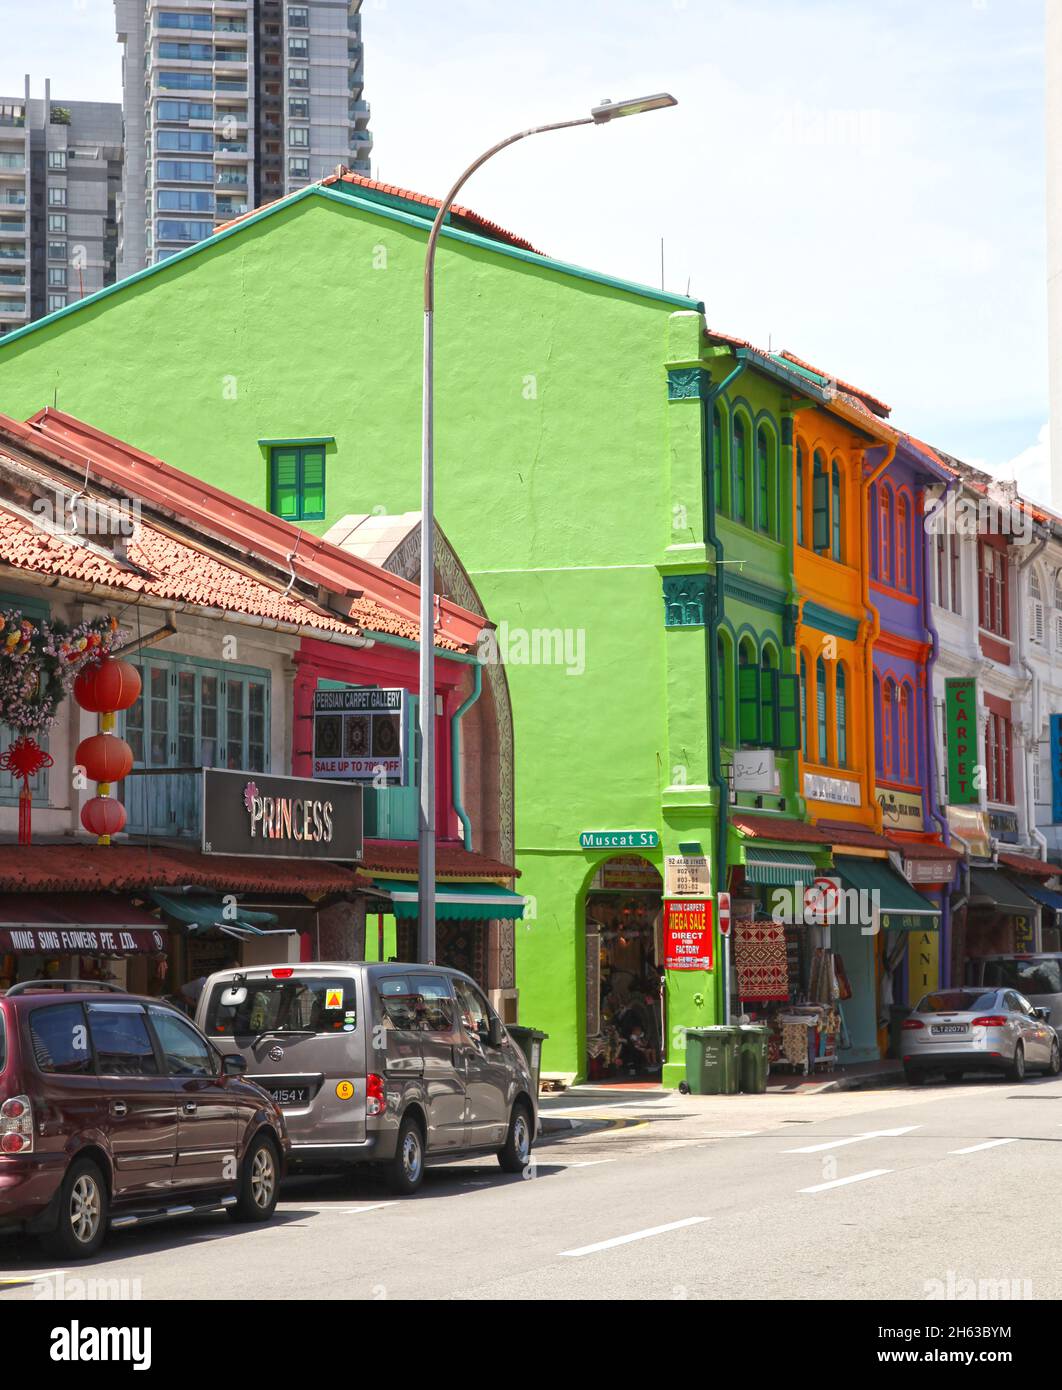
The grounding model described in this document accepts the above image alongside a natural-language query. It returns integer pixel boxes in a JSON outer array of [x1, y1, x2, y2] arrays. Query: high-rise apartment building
[[115, 0, 372, 276], [0, 78, 123, 337]]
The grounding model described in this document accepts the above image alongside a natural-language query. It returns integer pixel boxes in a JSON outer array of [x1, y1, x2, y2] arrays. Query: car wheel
[[42, 1157, 108, 1260], [386, 1113, 425, 1196], [1047, 1039, 1061, 1076], [228, 1132, 280, 1223], [1008, 1043, 1026, 1083], [497, 1100, 534, 1174], [903, 1066, 925, 1087]]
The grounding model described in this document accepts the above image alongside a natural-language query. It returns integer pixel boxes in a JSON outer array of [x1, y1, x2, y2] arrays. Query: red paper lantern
[[81, 796, 127, 838], [74, 655, 141, 714], [76, 733, 133, 784]]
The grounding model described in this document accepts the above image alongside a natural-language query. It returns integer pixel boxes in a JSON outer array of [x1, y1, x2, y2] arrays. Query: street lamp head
[[591, 93, 678, 124]]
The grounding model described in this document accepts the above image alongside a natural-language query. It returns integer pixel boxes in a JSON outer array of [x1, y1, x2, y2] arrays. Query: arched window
[[712, 405, 723, 513], [883, 678, 896, 778], [813, 450, 828, 552], [1031, 570, 1045, 645], [796, 443, 806, 546], [716, 631, 733, 744], [800, 652, 808, 756], [836, 664, 848, 768], [873, 673, 883, 775], [878, 484, 892, 583], [899, 682, 913, 782], [816, 656, 828, 765], [896, 493, 909, 590], [755, 425, 772, 535], [732, 415, 747, 524], [831, 460, 843, 562]]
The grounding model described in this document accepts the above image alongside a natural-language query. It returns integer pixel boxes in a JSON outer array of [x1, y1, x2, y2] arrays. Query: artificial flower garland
[[0, 611, 120, 734]]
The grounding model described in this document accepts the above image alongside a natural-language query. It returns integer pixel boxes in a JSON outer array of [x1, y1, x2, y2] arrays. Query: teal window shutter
[[812, 452, 829, 552], [831, 461, 843, 561], [738, 663, 761, 745], [712, 406, 723, 512], [816, 657, 829, 763], [796, 446, 805, 546], [776, 673, 801, 750], [759, 665, 778, 745], [733, 416, 747, 524], [836, 664, 848, 767], [756, 426, 771, 534]]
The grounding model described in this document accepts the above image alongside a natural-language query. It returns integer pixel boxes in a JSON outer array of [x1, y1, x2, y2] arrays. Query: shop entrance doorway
[[584, 856, 664, 1082]]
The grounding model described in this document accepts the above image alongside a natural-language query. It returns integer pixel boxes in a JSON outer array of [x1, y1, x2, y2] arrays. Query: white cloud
[[980, 421, 1052, 508]]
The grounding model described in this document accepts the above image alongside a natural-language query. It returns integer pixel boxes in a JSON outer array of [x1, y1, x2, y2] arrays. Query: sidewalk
[[539, 1057, 904, 1131]]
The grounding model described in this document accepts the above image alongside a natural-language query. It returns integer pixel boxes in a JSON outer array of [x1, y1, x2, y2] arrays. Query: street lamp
[[417, 93, 678, 962]]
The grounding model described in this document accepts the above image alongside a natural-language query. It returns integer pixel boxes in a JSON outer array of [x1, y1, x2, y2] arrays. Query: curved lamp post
[[417, 93, 678, 962]]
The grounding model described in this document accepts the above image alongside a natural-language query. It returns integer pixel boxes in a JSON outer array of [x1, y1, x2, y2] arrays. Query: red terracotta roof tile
[[890, 840, 963, 860], [815, 821, 896, 852], [0, 845, 371, 897], [998, 852, 1062, 879], [359, 837, 518, 880], [774, 350, 891, 418], [213, 169, 542, 255], [730, 813, 831, 845], [2, 412, 485, 653]]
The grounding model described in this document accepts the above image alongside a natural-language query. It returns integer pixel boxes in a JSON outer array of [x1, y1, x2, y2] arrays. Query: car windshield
[[204, 976, 356, 1037], [917, 990, 999, 1014], [981, 958, 1062, 995]]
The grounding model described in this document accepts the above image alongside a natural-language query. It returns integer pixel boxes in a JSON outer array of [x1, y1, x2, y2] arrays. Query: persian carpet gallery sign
[[945, 677, 979, 805], [313, 686, 407, 784], [663, 899, 713, 971]]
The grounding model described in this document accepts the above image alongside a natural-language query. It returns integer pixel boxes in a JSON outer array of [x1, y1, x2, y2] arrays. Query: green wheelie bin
[[738, 1024, 770, 1093], [681, 1026, 740, 1094]]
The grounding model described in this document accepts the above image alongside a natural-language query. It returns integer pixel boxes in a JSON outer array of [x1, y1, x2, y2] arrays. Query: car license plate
[[267, 1086, 310, 1106], [932, 1024, 968, 1035]]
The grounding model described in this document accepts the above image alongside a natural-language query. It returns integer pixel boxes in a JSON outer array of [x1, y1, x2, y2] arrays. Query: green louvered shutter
[[776, 673, 801, 750], [738, 664, 761, 745], [300, 447, 326, 520], [270, 448, 300, 520], [759, 667, 778, 746]]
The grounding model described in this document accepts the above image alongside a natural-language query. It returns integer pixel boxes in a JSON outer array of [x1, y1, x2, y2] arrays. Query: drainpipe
[[1015, 529, 1049, 864], [702, 359, 747, 895], [861, 443, 896, 833], [921, 478, 958, 984], [450, 659, 482, 850]]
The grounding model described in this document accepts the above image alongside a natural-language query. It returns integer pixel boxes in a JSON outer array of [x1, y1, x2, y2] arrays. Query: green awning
[[373, 880, 525, 921], [150, 891, 289, 939], [743, 847, 818, 888], [968, 868, 1039, 918], [834, 856, 941, 932]]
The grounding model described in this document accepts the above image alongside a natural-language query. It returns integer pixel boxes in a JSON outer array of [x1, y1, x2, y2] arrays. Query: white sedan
[[901, 987, 1061, 1084]]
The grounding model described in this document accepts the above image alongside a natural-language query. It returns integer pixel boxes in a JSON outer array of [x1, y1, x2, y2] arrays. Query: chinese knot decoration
[[0, 611, 122, 845], [74, 652, 141, 846]]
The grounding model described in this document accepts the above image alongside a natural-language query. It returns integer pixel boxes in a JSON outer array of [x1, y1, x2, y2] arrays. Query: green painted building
[[0, 176, 803, 1083]]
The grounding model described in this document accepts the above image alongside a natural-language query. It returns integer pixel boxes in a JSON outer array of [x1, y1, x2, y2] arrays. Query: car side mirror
[[222, 1054, 247, 1076], [1035, 1007, 1051, 1022], [488, 1016, 505, 1048]]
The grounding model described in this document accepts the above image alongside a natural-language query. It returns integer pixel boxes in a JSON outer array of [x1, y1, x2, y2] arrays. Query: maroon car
[[0, 981, 289, 1259]]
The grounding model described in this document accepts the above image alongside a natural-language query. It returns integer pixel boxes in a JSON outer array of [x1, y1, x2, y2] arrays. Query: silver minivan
[[971, 954, 1062, 1031], [195, 962, 537, 1195]]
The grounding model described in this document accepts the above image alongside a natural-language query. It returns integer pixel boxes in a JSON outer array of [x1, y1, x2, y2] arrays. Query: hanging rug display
[[734, 916, 789, 1001]]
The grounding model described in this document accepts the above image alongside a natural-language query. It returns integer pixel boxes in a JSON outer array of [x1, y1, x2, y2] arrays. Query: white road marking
[[949, 1138, 1019, 1155], [546, 1159, 616, 1169], [784, 1125, 920, 1154], [560, 1216, 708, 1258], [800, 1169, 893, 1194]]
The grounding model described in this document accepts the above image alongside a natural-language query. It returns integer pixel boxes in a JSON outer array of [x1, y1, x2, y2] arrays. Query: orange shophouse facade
[[793, 392, 908, 1061]]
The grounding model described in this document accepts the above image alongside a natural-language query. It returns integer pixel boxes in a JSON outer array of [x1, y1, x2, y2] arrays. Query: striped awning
[[372, 880, 525, 921], [742, 848, 818, 887]]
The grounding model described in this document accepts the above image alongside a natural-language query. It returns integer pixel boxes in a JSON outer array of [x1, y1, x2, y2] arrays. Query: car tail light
[[971, 1016, 1007, 1027], [270, 968, 294, 978], [366, 1073, 385, 1116], [0, 1095, 32, 1154], [902, 1018, 925, 1030]]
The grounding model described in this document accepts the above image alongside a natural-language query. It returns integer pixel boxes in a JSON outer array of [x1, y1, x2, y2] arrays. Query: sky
[[1, 0, 1050, 496]]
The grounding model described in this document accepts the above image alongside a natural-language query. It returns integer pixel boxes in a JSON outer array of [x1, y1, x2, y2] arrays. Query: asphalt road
[[3, 1072, 1060, 1301]]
